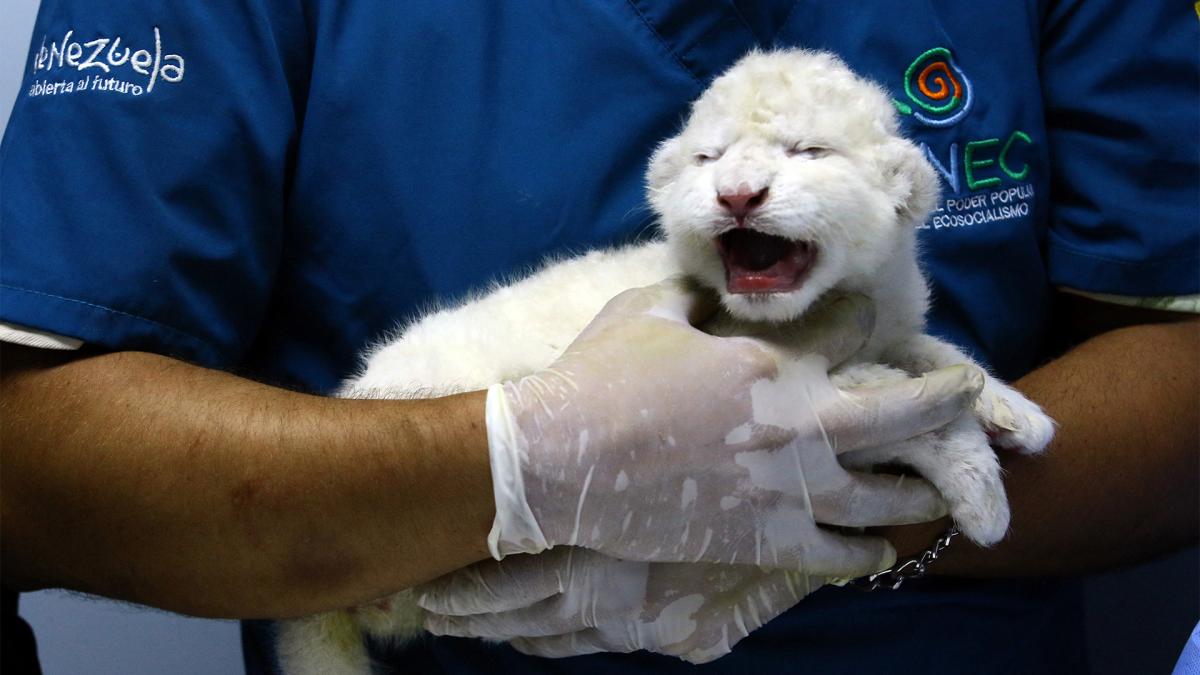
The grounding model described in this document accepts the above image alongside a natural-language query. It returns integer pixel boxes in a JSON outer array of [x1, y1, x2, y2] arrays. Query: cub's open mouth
[[715, 229, 817, 294]]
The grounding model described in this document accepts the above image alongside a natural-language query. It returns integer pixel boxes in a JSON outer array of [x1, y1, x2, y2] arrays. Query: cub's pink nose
[[717, 187, 769, 220]]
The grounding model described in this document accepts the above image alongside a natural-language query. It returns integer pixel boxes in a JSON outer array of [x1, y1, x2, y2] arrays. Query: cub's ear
[[879, 138, 940, 228], [645, 136, 686, 192]]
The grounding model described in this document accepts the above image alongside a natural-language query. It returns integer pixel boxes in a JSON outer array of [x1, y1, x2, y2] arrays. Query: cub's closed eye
[[694, 151, 722, 166], [787, 146, 831, 159]]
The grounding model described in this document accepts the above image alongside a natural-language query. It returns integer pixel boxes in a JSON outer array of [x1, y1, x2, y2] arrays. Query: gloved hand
[[486, 278, 982, 574], [418, 547, 825, 664]]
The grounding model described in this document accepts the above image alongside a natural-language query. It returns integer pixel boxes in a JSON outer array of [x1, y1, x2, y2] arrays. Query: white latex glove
[[487, 278, 982, 575], [418, 547, 824, 664]]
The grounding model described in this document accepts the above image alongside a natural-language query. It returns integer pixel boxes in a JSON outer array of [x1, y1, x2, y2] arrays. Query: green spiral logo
[[894, 47, 974, 127]]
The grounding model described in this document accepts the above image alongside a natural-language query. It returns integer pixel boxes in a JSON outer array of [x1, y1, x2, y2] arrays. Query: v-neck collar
[[626, 0, 801, 83]]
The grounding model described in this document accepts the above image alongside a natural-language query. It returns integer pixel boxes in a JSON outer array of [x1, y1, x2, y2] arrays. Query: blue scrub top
[[2, 1, 1196, 673]]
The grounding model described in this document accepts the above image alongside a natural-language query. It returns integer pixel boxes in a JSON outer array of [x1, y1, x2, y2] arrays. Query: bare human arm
[[885, 293, 1200, 575], [0, 346, 494, 619], [0, 285, 980, 626]]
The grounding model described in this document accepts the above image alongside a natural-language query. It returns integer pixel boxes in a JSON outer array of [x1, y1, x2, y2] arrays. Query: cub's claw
[[975, 381, 1056, 454]]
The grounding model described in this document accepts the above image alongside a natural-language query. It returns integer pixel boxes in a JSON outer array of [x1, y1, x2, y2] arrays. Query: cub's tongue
[[716, 229, 816, 294]]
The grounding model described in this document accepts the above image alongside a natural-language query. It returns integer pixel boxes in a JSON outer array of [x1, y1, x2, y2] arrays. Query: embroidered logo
[[26, 26, 185, 99], [891, 49, 1037, 231], [892, 47, 972, 128]]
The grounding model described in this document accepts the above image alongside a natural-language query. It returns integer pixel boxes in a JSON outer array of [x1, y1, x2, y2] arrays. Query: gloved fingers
[[811, 471, 947, 527], [749, 294, 875, 367], [668, 579, 800, 663], [514, 627, 739, 665], [789, 529, 897, 579], [770, 568, 828, 604], [510, 629, 622, 660], [510, 619, 742, 664], [675, 634, 742, 664], [415, 551, 570, 616], [826, 364, 984, 452], [424, 594, 586, 639], [507, 568, 830, 663], [601, 276, 720, 326]]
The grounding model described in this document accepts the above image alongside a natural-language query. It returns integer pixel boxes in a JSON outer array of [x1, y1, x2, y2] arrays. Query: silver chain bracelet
[[848, 526, 960, 592]]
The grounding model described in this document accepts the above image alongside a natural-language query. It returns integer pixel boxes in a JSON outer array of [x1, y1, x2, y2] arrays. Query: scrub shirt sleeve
[[1038, 0, 1199, 301], [0, 1, 309, 367]]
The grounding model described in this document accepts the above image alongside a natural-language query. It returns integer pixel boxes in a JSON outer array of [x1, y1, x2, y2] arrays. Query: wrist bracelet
[[849, 526, 960, 592]]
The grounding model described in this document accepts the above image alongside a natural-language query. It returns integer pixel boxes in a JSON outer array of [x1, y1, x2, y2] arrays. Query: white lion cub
[[277, 50, 1055, 674]]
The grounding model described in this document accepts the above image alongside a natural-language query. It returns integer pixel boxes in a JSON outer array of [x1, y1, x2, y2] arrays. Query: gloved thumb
[[601, 276, 721, 327], [746, 293, 875, 367]]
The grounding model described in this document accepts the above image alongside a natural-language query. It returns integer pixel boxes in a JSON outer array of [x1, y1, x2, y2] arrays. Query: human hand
[[486, 278, 983, 574], [417, 547, 827, 664]]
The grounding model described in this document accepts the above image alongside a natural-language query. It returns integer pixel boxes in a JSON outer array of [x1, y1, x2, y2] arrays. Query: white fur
[[278, 50, 1054, 673]]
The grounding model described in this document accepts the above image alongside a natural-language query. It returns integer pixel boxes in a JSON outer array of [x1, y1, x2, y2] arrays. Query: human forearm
[[0, 347, 493, 618], [888, 316, 1199, 575]]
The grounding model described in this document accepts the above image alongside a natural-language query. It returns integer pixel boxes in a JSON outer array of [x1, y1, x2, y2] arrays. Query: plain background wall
[[2, 2, 1196, 674]]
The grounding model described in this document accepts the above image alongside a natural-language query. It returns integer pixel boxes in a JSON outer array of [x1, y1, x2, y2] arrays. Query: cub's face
[[647, 50, 938, 323]]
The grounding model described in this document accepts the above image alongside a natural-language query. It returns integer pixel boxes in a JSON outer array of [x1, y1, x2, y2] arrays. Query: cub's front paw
[[974, 379, 1055, 454], [841, 415, 1010, 547]]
